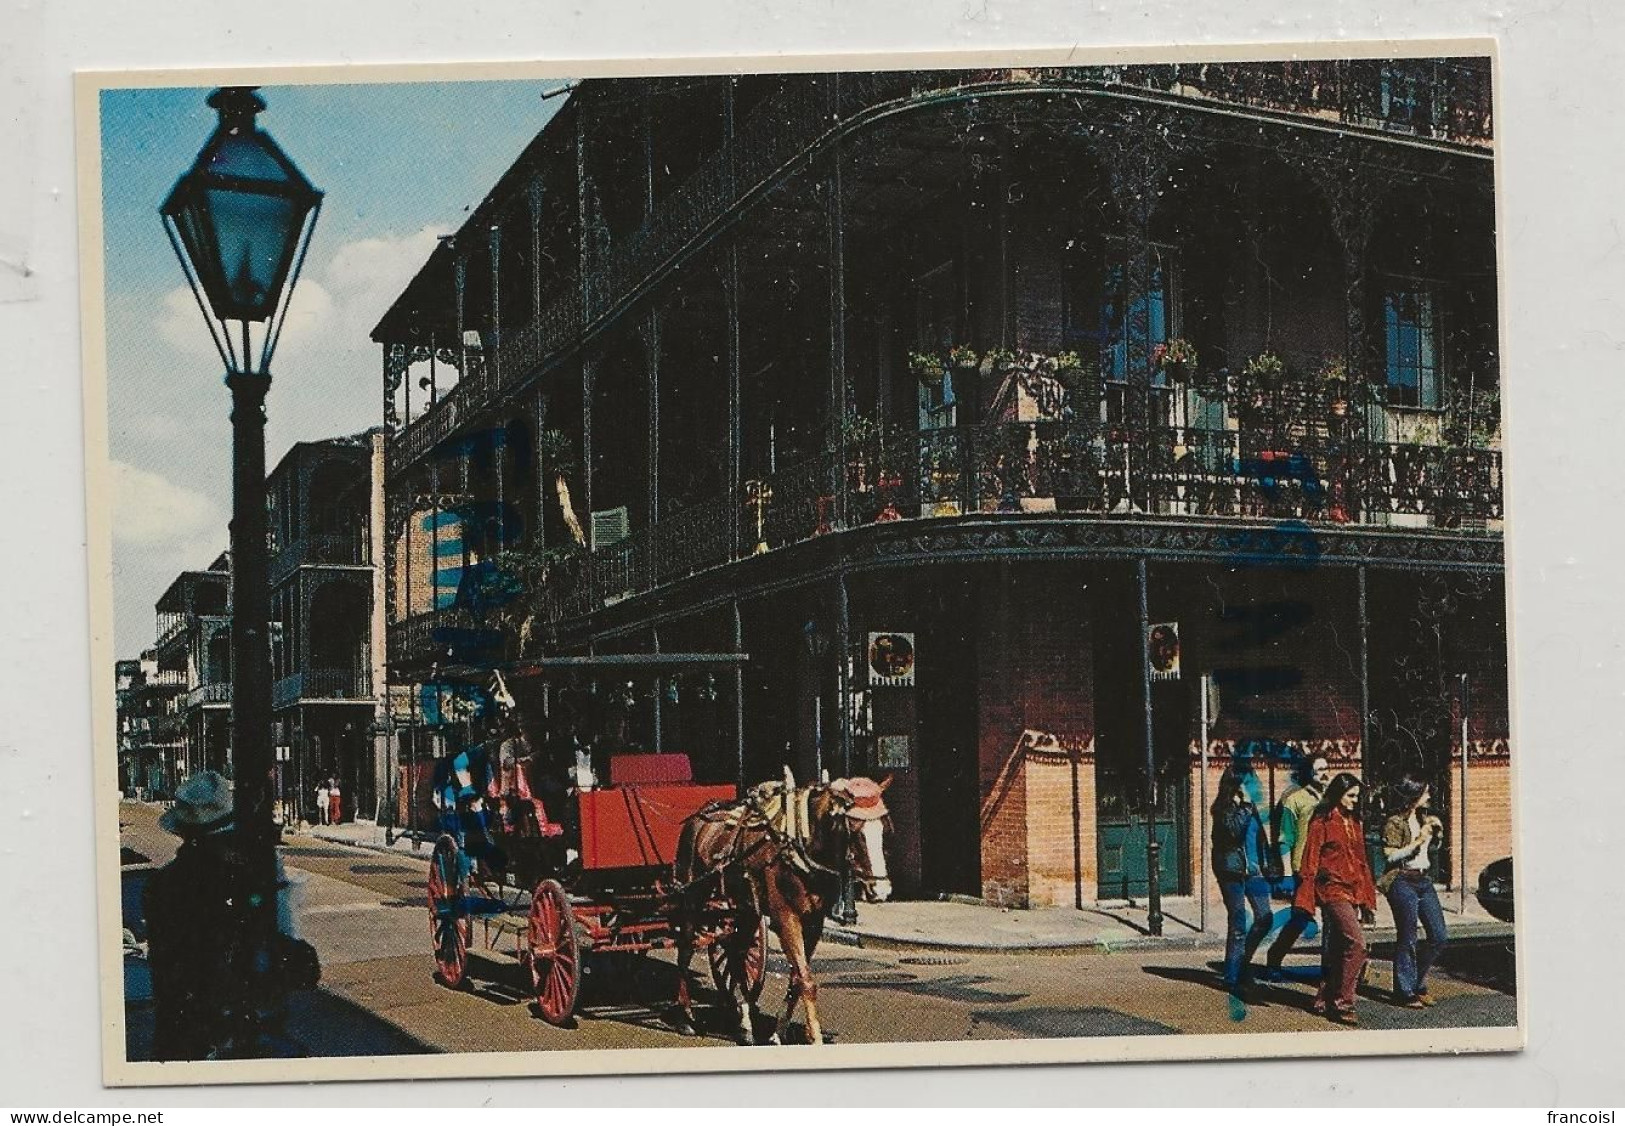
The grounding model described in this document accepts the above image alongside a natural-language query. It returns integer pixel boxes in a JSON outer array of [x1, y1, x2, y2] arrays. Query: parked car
[[1476, 857, 1514, 922]]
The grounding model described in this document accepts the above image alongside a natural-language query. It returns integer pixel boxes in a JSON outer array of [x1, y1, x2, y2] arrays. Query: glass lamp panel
[[202, 185, 304, 320], [208, 130, 295, 184]]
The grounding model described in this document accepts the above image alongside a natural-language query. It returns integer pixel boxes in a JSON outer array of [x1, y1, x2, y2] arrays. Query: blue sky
[[101, 79, 568, 658]]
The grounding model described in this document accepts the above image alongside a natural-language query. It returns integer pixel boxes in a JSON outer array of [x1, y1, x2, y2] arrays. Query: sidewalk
[[300, 818, 1514, 955]]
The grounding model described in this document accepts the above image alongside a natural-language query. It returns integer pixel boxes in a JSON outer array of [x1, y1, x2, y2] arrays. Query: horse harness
[[687, 782, 856, 889]]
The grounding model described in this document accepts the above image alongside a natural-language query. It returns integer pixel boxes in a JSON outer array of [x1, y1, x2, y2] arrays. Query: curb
[[824, 919, 1514, 956], [292, 831, 1515, 957]]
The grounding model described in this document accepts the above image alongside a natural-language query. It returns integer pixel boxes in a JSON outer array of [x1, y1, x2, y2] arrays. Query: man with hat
[[143, 772, 317, 1060]]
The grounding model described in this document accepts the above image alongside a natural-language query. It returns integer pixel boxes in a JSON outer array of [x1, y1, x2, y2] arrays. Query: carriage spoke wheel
[[527, 879, 580, 1026], [427, 835, 470, 989], [710, 917, 769, 1004]]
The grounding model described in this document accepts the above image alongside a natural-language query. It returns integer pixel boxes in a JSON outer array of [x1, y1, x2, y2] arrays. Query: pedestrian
[[1211, 762, 1274, 997], [1292, 771, 1378, 1025], [1379, 773, 1449, 1008], [313, 779, 330, 826], [143, 771, 320, 1060], [327, 777, 342, 825], [1262, 754, 1332, 980]]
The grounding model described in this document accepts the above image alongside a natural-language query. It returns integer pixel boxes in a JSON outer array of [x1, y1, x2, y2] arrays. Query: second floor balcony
[[272, 668, 374, 709], [449, 417, 1501, 639], [186, 682, 232, 709], [270, 532, 369, 585]]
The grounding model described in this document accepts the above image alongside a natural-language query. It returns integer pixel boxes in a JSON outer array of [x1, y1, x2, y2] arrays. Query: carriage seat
[[608, 753, 693, 787], [508, 759, 564, 837]]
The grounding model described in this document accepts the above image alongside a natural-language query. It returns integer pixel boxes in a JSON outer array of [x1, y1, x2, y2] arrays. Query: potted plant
[[1316, 355, 1354, 419], [1242, 351, 1286, 394], [948, 344, 980, 374], [985, 347, 1018, 375], [909, 350, 945, 387], [1153, 337, 1199, 384]]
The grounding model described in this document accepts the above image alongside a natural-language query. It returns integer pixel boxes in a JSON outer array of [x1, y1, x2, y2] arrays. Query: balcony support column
[[1357, 564, 1372, 790], [1136, 557, 1163, 936], [528, 179, 544, 324], [732, 600, 746, 791], [582, 355, 597, 551], [455, 254, 469, 387], [835, 571, 851, 778], [725, 242, 742, 558], [532, 385, 548, 551], [651, 626, 663, 753], [826, 121, 849, 528], [1105, 129, 1172, 515], [640, 310, 662, 532]]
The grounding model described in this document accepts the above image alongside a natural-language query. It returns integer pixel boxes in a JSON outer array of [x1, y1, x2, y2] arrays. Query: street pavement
[[119, 804, 1517, 1057]]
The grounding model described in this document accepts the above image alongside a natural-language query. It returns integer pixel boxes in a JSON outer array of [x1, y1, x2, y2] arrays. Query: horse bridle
[[832, 801, 890, 899]]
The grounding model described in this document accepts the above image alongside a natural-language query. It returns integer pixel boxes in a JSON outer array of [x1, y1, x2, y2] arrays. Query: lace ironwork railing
[[186, 682, 232, 709], [269, 533, 367, 584], [389, 61, 1490, 476], [522, 421, 1502, 626], [272, 669, 373, 710]]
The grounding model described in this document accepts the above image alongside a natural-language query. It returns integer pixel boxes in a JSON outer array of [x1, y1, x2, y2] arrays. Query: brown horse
[[672, 771, 891, 1044]]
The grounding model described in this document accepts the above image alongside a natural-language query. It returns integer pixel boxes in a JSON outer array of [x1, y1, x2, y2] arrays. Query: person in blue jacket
[[1212, 762, 1274, 996]]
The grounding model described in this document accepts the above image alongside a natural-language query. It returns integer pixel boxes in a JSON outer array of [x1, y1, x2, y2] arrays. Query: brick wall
[[976, 563, 1093, 907], [1448, 752, 1514, 892]]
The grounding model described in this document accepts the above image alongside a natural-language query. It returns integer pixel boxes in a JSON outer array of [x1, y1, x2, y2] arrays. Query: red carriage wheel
[[527, 878, 580, 1026], [709, 916, 769, 1004], [427, 834, 470, 988]]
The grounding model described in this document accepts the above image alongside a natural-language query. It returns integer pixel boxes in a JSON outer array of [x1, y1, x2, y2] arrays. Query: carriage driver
[[431, 711, 508, 874]]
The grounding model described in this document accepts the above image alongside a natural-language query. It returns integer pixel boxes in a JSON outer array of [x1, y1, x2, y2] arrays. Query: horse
[[671, 769, 891, 1045]]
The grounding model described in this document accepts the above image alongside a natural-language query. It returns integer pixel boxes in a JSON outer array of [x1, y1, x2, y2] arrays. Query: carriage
[[422, 661, 770, 1028]]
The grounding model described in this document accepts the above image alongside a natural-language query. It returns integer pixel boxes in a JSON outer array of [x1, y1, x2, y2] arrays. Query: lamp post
[[161, 86, 321, 1050]]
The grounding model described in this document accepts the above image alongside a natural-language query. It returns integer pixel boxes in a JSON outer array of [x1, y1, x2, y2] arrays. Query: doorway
[[1091, 564, 1190, 899]]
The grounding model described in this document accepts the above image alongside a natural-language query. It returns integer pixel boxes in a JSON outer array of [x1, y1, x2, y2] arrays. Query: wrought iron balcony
[[186, 682, 232, 709], [535, 420, 1502, 627], [269, 532, 369, 585], [387, 60, 1491, 480], [272, 668, 373, 709]]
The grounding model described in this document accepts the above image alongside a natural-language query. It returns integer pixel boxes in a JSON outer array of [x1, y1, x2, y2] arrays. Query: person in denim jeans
[[1379, 774, 1449, 1007], [1211, 764, 1273, 996]]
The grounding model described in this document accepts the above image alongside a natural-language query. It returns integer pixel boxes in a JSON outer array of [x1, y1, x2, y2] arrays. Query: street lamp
[[161, 86, 321, 1050]]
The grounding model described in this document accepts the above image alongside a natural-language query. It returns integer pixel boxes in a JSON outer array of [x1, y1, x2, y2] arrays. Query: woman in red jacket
[[1292, 771, 1377, 1025]]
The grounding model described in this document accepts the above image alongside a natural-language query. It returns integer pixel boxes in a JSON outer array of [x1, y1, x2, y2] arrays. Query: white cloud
[[111, 459, 224, 548], [153, 225, 446, 383], [325, 226, 448, 320], [154, 286, 224, 361]]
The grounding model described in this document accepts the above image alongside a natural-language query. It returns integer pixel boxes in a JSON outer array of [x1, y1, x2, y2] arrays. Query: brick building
[[373, 61, 1510, 908]]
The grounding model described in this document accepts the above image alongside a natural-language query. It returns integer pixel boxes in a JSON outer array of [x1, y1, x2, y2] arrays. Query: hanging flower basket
[[947, 344, 980, 373], [1242, 351, 1286, 394], [909, 351, 945, 387], [1154, 338, 1198, 385]]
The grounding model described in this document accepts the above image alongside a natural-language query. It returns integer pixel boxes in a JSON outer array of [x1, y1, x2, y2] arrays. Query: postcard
[[80, 41, 1520, 1086]]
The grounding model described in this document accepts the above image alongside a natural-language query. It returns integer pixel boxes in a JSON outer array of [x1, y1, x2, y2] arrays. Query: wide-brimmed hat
[[831, 776, 890, 821], [158, 771, 235, 836]]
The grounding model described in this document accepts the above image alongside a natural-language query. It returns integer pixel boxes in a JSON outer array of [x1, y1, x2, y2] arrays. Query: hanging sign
[[1149, 622, 1181, 681], [866, 632, 916, 687]]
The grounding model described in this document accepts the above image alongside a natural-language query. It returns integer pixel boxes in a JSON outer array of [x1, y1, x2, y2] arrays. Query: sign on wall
[[1149, 622, 1181, 681], [867, 632, 916, 687]]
